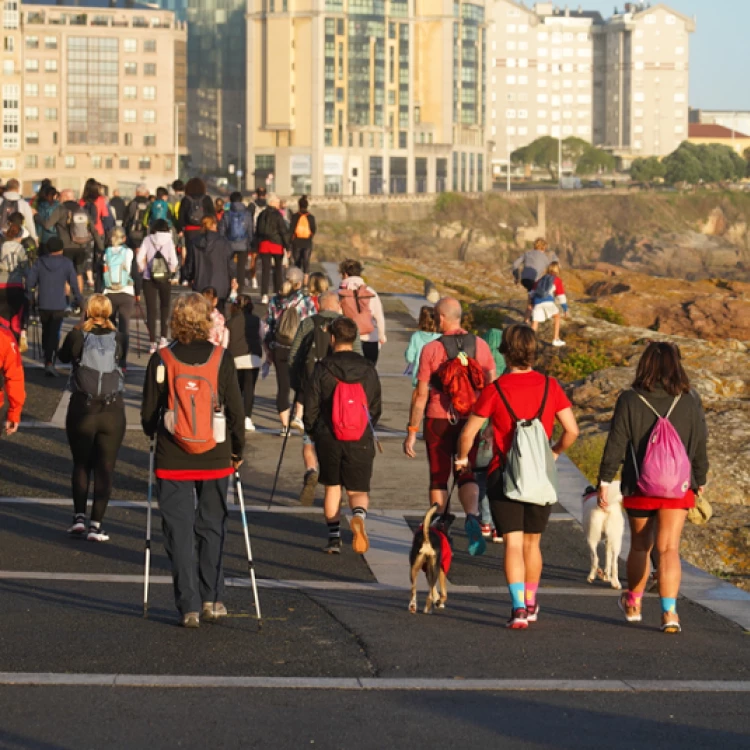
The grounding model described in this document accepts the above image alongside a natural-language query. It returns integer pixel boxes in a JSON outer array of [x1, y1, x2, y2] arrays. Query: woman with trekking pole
[[141, 292, 245, 628]]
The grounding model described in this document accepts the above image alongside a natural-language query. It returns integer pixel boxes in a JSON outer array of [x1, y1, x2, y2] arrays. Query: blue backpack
[[228, 209, 248, 242], [149, 199, 172, 227], [37, 201, 59, 245], [533, 274, 557, 302], [103, 245, 133, 292]]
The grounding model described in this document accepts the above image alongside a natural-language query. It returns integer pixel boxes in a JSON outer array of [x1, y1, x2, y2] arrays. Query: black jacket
[[177, 194, 215, 233], [226, 310, 262, 360], [141, 341, 245, 472], [255, 206, 291, 250], [109, 196, 127, 225], [187, 230, 236, 300], [304, 350, 381, 444], [290, 211, 316, 246], [598, 386, 709, 495]]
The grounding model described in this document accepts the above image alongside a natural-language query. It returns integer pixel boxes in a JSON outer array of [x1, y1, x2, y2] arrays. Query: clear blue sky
[[582, 0, 750, 111]]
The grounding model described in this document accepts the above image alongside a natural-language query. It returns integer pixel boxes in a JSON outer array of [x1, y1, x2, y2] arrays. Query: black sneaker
[[322, 537, 342, 554]]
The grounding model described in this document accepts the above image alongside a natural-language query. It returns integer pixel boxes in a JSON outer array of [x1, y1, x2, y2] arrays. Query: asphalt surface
[[1, 284, 749, 748]]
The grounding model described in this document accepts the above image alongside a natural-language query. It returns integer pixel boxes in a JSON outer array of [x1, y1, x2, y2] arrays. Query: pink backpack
[[631, 392, 691, 498], [330, 376, 369, 441]]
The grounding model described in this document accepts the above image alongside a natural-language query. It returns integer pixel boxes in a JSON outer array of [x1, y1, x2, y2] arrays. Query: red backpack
[[339, 285, 375, 336], [160, 345, 224, 455], [432, 334, 486, 418], [328, 371, 369, 442]]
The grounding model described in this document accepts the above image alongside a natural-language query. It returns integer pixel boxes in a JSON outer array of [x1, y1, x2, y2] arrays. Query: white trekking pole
[[235, 470, 262, 628], [143, 438, 156, 618]]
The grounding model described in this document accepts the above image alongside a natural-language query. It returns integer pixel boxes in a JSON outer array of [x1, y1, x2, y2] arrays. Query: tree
[[630, 156, 666, 182], [744, 147, 750, 177], [512, 136, 560, 181], [661, 141, 746, 185], [576, 147, 616, 176], [662, 143, 703, 185]]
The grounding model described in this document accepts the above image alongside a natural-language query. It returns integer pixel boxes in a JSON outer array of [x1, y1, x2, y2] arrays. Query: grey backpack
[[495, 377, 558, 506], [72, 331, 123, 401]]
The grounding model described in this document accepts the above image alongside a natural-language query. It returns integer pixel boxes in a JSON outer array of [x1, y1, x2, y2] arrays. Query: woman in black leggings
[[57, 294, 126, 542]]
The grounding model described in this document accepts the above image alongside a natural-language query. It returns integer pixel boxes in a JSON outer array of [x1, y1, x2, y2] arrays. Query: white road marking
[[0, 673, 748, 692]]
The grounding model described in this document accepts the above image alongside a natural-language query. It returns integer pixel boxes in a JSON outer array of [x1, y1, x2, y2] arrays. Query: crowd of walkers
[[0, 182, 709, 636]]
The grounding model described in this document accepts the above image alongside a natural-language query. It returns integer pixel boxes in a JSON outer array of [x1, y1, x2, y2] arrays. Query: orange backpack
[[294, 213, 312, 240], [160, 345, 224, 455], [339, 286, 375, 336]]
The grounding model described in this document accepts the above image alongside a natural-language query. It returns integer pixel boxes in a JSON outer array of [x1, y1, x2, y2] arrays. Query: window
[[506, 75, 515, 84], [143, 109, 155, 124], [144, 63, 156, 76], [91, 155, 102, 169], [538, 62, 547, 72], [124, 133, 132, 146], [25, 130, 39, 144], [123, 109, 136, 123], [518, 126, 528, 136], [64, 155, 75, 168], [25, 154, 37, 168], [44, 156, 55, 168], [506, 40, 516, 51], [563, 80, 572, 89], [518, 24, 527, 33], [139, 157, 151, 170], [24, 35, 36, 49], [44, 83, 56, 97], [506, 24, 516, 33], [25, 83, 38, 97], [507, 58, 516, 68], [635, 45, 644, 55], [537, 31, 548, 41], [674, 92, 685, 103], [518, 110, 528, 120], [518, 75, 528, 85], [537, 124, 548, 135], [537, 94, 548, 103], [143, 86, 155, 100], [537, 109, 547, 119], [675, 125, 684, 134], [518, 58, 528, 68], [634, 124, 644, 134], [634, 92, 645, 103], [44, 36, 57, 49], [25, 106, 38, 120], [666, 13, 676, 25], [124, 86, 136, 99], [538, 47, 548, 57], [506, 109, 516, 119], [125, 62, 137, 75], [506, 125, 516, 135], [44, 59, 57, 72], [105, 158, 112, 169], [144, 39, 156, 53], [576, 125, 590, 136], [646, 15, 656, 24], [577, 94, 591, 104], [119, 157, 129, 169], [675, 109, 683, 119], [635, 60, 644, 70], [675, 46, 684, 55], [25, 58, 39, 72], [44, 107, 57, 121], [143, 134, 156, 146], [124, 38, 136, 52]]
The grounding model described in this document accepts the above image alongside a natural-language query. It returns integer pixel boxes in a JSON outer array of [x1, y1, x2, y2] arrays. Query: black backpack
[[127, 200, 149, 244], [185, 195, 205, 226], [292, 314, 333, 392]]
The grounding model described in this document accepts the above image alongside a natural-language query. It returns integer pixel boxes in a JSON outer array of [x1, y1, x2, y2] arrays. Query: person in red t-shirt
[[403, 297, 497, 556], [0, 319, 25, 435], [456, 324, 579, 630]]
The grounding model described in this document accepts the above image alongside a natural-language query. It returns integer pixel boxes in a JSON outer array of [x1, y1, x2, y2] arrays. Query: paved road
[[0, 277, 748, 749]]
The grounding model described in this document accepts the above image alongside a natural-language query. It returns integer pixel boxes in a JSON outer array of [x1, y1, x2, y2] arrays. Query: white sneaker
[[245, 417, 256, 432], [87, 526, 110, 542], [291, 417, 305, 434], [261, 294, 269, 304], [68, 518, 86, 536], [552, 339, 566, 347], [251, 277, 258, 290], [159, 337, 169, 349]]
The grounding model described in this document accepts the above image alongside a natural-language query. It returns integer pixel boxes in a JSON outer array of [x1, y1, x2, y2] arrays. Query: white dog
[[582, 481, 624, 590]]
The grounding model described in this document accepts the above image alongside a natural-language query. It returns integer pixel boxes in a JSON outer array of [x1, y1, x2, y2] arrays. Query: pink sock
[[626, 591, 643, 607], [525, 583, 538, 608]]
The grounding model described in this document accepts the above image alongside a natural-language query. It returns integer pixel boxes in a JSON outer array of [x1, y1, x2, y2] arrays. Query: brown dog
[[408, 504, 450, 614]]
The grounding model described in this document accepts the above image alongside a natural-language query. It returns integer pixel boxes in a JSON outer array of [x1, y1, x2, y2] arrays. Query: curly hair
[[184, 177, 207, 198], [170, 293, 212, 344], [533, 237, 548, 252]]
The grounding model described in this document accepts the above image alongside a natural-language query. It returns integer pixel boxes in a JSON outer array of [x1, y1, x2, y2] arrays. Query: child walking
[[227, 295, 263, 432], [404, 306, 440, 386], [530, 261, 567, 347], [202, 286, 228, 348]]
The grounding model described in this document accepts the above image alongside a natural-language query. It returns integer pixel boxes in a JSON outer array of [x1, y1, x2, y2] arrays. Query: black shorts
[[521, 278, 535, 292], [487, 471, 553, 535], [63, 247, 87, 274], [626, 508, 657, 519], [315, 432, 375, 493]]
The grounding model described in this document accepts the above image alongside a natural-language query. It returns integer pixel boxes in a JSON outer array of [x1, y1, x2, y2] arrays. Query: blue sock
[[509, 582, 525, 610], [661, 597, 677, 615]]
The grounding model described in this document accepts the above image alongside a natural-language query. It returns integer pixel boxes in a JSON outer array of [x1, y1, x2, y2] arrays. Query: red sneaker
[[506, 608, 529, 629]]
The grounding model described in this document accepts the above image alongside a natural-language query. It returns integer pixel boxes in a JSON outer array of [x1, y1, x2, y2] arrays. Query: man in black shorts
[[303, 317, 381, 555]]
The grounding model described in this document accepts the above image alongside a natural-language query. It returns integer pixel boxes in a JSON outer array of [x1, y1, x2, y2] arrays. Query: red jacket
[[0, 323, 25, 422]]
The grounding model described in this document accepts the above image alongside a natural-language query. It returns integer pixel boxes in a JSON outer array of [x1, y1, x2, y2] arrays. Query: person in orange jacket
[[0, 318, 25, 434]]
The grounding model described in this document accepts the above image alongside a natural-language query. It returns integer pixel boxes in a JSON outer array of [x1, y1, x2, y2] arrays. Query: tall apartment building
[[599, 3, 694, 159], [0, 0, 187, 196], [487, 1, 694, 174], [185, 0, 246, 174], [487, 1, 600, 174], [247, 0, 489, 197]]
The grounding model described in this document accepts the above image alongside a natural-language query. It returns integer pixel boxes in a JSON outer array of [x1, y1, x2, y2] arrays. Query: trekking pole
[[235, 470, 263, 628], [143, 438, 156, 618], [364, 406, 383, 454], [267, 403, 295, 510]]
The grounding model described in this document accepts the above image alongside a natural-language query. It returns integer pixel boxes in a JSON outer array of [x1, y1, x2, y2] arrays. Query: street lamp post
[[174, 102, 184, 183], [237, 123, 243, 193]]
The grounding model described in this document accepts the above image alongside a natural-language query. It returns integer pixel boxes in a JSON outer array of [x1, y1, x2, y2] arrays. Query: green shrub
[[434, 192, 466, 215], [592, 306, 625, 326], [549, 344, 613, 382]]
